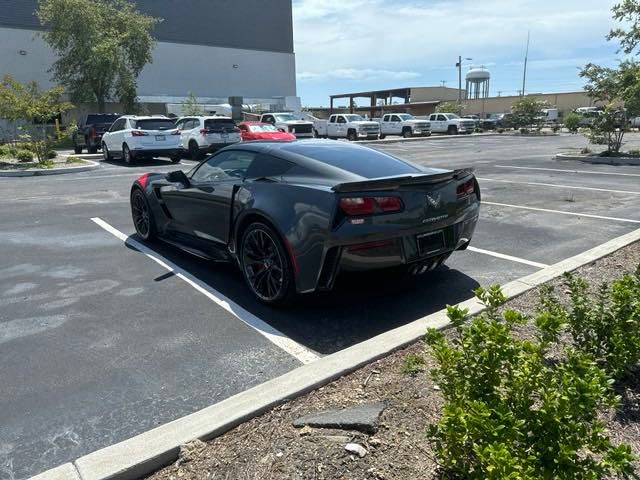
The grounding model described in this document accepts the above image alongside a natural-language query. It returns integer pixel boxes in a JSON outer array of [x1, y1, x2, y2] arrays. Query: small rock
[[369, 437, 382, 447], [433, 384, 441, 391], [276, 451, 283, 458], [176, 439, 206, 466], [345, 442, 367, 458], [371, 369, 381, 375], [299, 425, 313, 436]]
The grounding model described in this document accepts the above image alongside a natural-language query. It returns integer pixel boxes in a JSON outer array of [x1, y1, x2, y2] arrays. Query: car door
[[160, 149, 258, 245], [335, 115, 347, 137], [105, 118, 125, 152], [390, 115, 402, 134]]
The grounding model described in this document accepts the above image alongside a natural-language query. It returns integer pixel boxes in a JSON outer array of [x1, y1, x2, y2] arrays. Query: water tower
[[465, 67, 490, 99]]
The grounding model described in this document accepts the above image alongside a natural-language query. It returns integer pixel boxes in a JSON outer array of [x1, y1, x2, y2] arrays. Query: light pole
[[456, 56, 473, 103]]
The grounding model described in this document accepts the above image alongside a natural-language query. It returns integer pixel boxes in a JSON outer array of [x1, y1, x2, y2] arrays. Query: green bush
[[564, 112, 582, 133], [425, 285, 634, 480], [0, 144, 10, 158], [540, 268, 640, 378], [401, 353, 426, 375], [16, 150, 34, 162], [47, 150, 58, 159]]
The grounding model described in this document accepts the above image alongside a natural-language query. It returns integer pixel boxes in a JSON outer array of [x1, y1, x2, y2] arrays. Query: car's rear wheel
[[130, 189, 156, 241], [240, 222, 294, 305], [189, 141, 203, 160], [74, 145, 82, 154], [102, 143, 111, 161], [123, 144, 134, 164]]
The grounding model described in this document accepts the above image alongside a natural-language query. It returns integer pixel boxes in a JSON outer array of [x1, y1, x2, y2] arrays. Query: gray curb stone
[[0, 160, 100, 177], [556, 152, 640, 166], [32, 227, 640, 480]]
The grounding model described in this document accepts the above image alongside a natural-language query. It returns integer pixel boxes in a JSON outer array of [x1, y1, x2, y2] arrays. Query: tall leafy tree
[[37, 0, 160, 113]]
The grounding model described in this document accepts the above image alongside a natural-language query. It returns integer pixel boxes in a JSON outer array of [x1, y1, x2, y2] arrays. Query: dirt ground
[[148, 242, 640, 480]]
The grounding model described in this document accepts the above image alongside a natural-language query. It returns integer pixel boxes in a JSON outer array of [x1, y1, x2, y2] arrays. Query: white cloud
[[297, 68, 421, 81], [292, 0, 619, 80]]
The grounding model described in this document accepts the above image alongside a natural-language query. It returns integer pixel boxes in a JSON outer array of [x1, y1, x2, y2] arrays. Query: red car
[[238, 121, 296, 141]]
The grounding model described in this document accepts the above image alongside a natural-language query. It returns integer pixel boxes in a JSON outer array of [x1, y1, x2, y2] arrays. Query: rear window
[[282, 143, 421, 179], [204, 119, 237, 131], [133, 119, 176, 131], [86, 114, 119, 124]]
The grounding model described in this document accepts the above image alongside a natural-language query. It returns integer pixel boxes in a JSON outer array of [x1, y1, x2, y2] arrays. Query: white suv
[[102, 116, 181, 164], [175, 116, 242, 160]]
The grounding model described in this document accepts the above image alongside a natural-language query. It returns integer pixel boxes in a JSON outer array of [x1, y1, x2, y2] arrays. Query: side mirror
[[278, 128, 285, 132], [166, 170, 190, 187]]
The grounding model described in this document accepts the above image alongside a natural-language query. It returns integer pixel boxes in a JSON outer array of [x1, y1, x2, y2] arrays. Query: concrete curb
[[32, 228, 640, 480], [30, 463, 81, 480], [556, 152, 640, 166], [0, 160, 100, 177]]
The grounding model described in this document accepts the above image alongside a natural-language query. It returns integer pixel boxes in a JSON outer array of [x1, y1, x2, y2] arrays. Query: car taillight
[[137, 173, 149, 188], [131, 130, 148, 137], [457, 179, 475, 197], [339, 196, 403, 216]]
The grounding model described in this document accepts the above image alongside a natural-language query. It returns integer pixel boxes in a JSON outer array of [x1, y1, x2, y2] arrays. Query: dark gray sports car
[[129, 140, 480, 304]]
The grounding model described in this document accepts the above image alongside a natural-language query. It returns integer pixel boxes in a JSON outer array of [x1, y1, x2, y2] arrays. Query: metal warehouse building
[[0, 0, 298, 116]]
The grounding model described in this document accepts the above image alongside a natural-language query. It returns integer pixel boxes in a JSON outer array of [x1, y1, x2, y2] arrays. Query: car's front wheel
[[130, 188, 156, 241], [74, 145, 82, 154], [240, 222, 294, 305]]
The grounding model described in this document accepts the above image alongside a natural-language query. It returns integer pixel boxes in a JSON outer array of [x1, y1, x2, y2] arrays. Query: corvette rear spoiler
[[332, 168, 474, 193]]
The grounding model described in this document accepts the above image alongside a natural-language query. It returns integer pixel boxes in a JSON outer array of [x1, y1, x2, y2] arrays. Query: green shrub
[[16, 150, 34, 162], [497, 128, 504, 134], [47, 150, 58, 159], [540, 268, 640, 378], [627, 149, 640, 157], [425, 285, 634, 480], [401, 353, 426, 375], [564, 112, 582, 133], [0, 145, 10, 158]]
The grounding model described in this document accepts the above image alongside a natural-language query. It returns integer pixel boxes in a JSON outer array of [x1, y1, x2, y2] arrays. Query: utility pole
[[521, 31, 530, 97], [457, 56, 462, 104], [440, 80, 447, 87]]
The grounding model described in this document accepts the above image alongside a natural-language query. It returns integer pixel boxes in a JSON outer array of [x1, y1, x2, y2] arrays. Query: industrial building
[[0, 0, 298, 120], [318, 85, 602, 120]]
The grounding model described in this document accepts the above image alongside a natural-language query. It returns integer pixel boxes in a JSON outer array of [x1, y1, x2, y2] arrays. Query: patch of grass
[[65, 157, 85, 164], [401, 353, 426, 375], [34, 159, 55, 169]]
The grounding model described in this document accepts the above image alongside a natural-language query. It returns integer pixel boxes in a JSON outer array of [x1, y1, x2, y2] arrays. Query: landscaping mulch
[[148, 241, 640, 480], [0, 156, 86, 171]]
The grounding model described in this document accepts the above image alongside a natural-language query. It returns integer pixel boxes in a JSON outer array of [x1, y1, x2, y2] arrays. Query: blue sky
[[292, 0, 624, 107]]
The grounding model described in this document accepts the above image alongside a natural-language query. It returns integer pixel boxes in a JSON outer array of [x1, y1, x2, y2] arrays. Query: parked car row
[[91, 114, 304, 164]]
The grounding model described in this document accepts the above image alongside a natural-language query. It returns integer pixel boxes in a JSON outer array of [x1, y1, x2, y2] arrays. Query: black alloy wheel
[[347, 130, 357, 141], [403, 128, 413, 138], [241, 223, 292, 304], [131, 189, 155, 240]]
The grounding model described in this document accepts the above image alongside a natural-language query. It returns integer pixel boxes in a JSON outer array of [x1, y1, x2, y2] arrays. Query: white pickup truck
[[313, 114, 380, 141], [377, 113, 431, 139], [427, 113, 476, 134], [259, 112, 314, 138]]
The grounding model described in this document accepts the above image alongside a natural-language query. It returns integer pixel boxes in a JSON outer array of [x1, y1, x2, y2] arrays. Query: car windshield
[[249, 124, 279, 132], [344, 114, 364, 122], [274, 114, 296, 122], [133, 119, 176, 131], [282, 143, 422, 178], [397, 114, 414, 120], [445, 114, 460, 120]]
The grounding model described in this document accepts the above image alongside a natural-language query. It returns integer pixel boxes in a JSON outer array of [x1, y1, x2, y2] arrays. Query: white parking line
[[483, 201, 640, 224], [478, 177, 640, 195], [467, 246, 548, 269], [494, 165, 640, 177], [91, 217, 320, 365]]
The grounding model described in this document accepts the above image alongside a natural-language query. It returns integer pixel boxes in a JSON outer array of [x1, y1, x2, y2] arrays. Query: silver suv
[[175, 116, 242, 160]]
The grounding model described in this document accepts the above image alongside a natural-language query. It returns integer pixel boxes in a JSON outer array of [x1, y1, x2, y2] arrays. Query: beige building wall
[[461, 92, 606, 117], [411, 87, 462, 102]]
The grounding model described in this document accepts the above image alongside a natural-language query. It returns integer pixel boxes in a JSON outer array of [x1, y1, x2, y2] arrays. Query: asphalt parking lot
[[2, 134, 640, 479]]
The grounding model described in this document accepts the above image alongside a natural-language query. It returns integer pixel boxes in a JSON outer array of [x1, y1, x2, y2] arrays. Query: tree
[[37, 0, 160, 113], [0, 75, 30, 145], [181, 92, 203, 116], [563, 112, 581, 133], [580, 0, 640, 154], [511, 97, 546, 129], [435, 101, 463, 115]]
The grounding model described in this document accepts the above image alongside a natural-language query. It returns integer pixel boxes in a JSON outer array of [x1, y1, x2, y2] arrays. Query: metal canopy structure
[[330, 87, 412, 117]]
